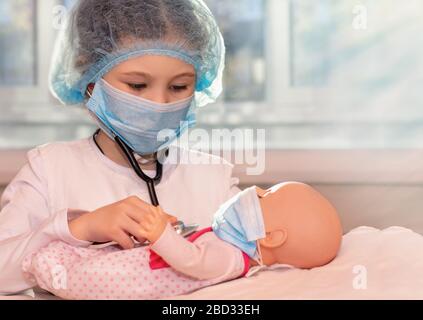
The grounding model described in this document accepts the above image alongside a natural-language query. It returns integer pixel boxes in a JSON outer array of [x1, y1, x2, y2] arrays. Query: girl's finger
[[165, 213, 178, 224], [138, 227, 148, 240], [127, 204, 166, 224], [150, 206, 161, 218], [126, 196, 154, 212], [125, 206, 150, 224], [113, 229, 135, 250], [153, 206, 170, 220], [153, 206, 177, 222], [121, 215, 147, 243], [141, 210, 155, 225]]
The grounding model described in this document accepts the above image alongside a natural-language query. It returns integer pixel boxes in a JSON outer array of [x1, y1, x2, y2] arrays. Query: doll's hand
[[138, 206, 176, 243]]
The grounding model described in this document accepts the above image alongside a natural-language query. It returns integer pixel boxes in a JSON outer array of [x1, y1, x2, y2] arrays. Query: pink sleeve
[[0, 148, 91, 295], [150, 224, 246, 281]]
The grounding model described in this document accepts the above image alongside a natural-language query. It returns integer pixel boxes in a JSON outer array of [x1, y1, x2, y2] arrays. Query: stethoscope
[[92, 129, 199, 244], [93, 128, 165, 207], [117, 137, 165, 206]]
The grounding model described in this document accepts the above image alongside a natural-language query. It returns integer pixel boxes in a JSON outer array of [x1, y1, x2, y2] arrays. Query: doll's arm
[[138, 206, 246, 281], [150, 223, 246, 281]]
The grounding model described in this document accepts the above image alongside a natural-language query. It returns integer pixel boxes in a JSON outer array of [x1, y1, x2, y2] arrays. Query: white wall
[[1, 181, 421, 235], [1, 149, 422, 235], [238, 183, 423, 235]]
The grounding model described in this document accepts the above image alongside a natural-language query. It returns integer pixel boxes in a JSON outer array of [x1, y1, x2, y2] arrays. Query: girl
[[0, 0, 240, 295]]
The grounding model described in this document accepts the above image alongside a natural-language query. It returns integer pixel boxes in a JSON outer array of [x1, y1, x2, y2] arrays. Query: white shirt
[[0, 135, 240, 294]]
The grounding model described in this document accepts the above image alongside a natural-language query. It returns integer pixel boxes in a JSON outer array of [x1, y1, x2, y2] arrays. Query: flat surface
[[167, 226, 423, 300], [2, 226, 422, 300]]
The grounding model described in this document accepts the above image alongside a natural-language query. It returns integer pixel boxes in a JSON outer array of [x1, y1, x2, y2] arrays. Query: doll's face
[[102, 55, 196, 103]]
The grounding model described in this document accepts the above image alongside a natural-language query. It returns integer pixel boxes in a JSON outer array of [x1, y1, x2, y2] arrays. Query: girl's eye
[[128, 83, 147, 90], [170, 85, 188, 92]]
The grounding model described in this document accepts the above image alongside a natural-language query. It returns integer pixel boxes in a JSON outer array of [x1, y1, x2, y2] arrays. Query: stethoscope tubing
[[114, 135, 162, 207]]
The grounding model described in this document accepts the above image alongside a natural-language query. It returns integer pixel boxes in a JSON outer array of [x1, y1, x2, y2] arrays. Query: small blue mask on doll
[[212, 186, 265, 261]]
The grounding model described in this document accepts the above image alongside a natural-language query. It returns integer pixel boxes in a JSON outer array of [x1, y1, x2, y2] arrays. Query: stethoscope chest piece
[[172, 221, 200, 238]]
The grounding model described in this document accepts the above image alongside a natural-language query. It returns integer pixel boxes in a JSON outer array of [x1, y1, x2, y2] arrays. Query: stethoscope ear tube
[[146, 181, 160, 207], [114, 135, 162, 206]]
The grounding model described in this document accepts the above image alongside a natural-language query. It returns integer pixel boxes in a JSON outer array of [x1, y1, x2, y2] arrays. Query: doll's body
[[22, 227, 244, 300], [22, 182, 343, 299]]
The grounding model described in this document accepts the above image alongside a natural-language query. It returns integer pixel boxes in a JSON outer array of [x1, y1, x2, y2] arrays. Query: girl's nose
[[144, 89, 169, 104]]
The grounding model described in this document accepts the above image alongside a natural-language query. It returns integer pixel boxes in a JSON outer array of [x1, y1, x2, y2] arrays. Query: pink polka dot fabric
[[22, 241, 224, 300]]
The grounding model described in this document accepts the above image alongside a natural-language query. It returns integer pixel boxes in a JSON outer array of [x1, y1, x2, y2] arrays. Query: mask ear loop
[[244, 238, 266, 278], [254, 188, 266, 266], [256, 238, 265, 266]]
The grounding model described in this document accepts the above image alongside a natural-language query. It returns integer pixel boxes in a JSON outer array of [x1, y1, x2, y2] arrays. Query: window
[[0, 0, 36, 86], [201, 0, 423, 150], [0, 0, 94, 149], [0, 0, 422, 150], [205, 0, 266, 102], [286, 0, 423, 148]]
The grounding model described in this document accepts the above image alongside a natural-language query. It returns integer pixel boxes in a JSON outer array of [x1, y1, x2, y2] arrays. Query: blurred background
[[1, 0, 423, 233]]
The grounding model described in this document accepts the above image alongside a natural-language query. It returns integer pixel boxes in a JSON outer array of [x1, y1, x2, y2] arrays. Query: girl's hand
[[138, 206, 176, 244], [68, 196, 175, 249]]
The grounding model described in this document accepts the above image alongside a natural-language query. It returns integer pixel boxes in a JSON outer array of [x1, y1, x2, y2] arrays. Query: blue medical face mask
[[212, 186, 266, 261], [86, 79, 196, 155]]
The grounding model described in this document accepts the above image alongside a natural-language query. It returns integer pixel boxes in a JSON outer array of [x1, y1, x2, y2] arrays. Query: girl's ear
[[259, 229, 288, 248], [86, 83, 95, 98]]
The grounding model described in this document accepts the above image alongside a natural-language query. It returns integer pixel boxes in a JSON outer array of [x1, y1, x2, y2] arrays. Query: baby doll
[[22, 182, 343, 299]]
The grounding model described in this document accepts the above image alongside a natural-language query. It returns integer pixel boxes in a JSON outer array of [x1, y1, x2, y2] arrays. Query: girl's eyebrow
[[122, 71, 151, 77], [121, 71, 195, 79], [172, 72, 196, 79]]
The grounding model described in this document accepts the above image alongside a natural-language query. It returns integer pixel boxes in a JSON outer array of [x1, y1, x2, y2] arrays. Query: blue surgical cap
[[49, 0, 225, 107]]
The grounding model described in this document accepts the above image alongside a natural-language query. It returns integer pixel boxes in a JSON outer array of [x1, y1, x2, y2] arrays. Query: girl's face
[[102, 55, 196, 103]]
